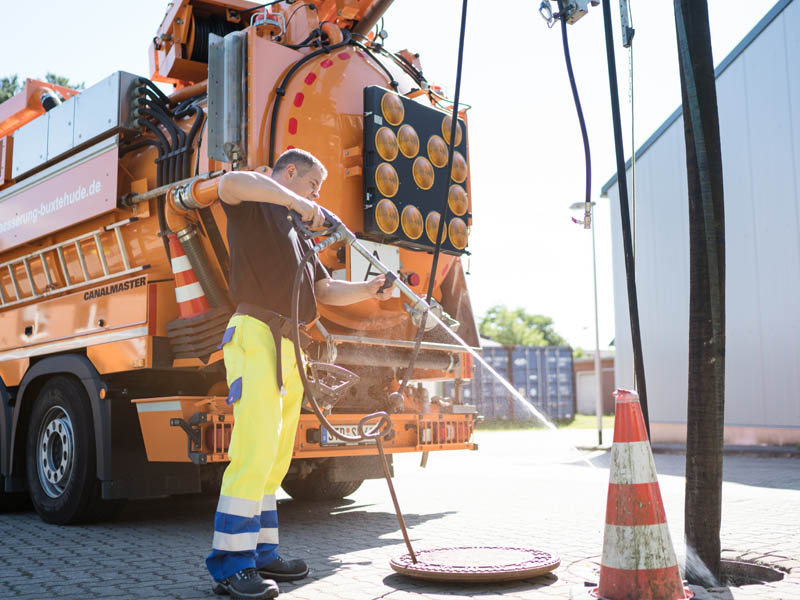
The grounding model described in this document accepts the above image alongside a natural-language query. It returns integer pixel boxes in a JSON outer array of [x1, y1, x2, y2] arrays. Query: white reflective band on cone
[[609, 441, 659, 485], [171, 255, 192, 273], [601, 523, 679, 570], [175, 282, 205, 303]]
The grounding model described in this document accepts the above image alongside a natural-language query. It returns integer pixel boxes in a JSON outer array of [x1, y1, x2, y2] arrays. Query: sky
[[0, 0, 781, 350]]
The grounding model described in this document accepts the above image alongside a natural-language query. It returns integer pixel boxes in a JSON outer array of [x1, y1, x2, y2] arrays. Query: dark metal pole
[[601, 0, 650, 437]]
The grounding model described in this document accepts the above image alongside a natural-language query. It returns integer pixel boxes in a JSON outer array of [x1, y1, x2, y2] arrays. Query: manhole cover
[[721, 560, 785, 586], [390, 546, 560, 582]]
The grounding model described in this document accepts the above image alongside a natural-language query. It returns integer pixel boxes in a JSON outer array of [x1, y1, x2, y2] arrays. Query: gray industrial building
[[601, 0, 800, 445]]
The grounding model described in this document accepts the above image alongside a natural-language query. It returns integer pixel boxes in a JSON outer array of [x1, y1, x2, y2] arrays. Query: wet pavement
[[1, 428, 799, 599]]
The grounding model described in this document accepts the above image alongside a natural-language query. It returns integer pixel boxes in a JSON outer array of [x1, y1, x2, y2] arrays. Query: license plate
[[320, 424, 376, 446]]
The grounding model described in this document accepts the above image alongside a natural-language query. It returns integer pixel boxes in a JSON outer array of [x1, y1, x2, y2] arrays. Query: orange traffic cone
[[591, 389, 693, 600], [167, 232, 211, 319]]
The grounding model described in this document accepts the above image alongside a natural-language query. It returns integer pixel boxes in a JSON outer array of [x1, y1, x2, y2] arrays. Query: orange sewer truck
[[0, 0, 479, 524]]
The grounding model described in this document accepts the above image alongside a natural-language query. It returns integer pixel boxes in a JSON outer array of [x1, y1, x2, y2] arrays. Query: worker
[[205, 148, 393, 599]]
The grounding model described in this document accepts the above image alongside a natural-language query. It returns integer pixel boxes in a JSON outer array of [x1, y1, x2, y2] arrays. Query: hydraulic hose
[[601, 0, 649, 434], [396, 0, 468, 396], [556, 0, 591, 210], [291, 246, 392, 444], [267, 29, 353, 166]]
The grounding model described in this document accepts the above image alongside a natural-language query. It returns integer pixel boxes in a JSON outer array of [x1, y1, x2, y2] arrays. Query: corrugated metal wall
[[605, 0, 800, 431]]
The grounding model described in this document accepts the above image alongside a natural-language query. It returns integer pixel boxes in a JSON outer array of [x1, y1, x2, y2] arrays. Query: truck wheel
[[25, 376, 102, 524], [281, 472, 363, 501]]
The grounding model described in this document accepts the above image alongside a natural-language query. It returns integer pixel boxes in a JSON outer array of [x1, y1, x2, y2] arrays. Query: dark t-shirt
[[223, 200, 329, 323]]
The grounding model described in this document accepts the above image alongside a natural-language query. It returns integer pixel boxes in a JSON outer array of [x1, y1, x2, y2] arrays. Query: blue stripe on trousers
[[206, 510, 261, 581]]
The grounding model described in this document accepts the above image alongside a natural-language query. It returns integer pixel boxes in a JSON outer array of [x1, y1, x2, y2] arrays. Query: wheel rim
[[36, 405, 75, 498]]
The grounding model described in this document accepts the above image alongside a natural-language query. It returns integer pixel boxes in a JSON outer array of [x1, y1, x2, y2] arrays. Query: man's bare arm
[[218, 171, 323, 227], [315, 275, 394, 306]]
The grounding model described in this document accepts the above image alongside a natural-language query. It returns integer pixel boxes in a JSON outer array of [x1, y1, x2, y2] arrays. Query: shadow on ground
[[580, 450, 800, 491], [379, 571, 560, 596]]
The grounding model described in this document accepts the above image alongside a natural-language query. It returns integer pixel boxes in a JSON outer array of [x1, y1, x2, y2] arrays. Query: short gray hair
[[273, 148, 327, 179]]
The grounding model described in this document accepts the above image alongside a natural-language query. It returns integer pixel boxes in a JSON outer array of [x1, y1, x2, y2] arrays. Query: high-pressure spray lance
[[286, 206, 444, 563]]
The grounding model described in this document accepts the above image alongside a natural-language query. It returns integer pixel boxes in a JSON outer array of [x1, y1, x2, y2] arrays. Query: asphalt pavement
[[1, 427, 799, 599]]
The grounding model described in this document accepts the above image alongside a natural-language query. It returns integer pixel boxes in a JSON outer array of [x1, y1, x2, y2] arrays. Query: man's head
[[272, 149, 328, 200]]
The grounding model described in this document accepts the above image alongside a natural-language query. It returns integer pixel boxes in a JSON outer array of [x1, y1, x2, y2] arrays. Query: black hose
[[135, 77, 172, 106], [350, 40, 399, 91], [601, 0, 649, 434], [396, 0, 468, 396], [191, 16, 241, 63], [267, 29, 353, 166], [291, 246, 391, 443], [557, 0, 591, 209], [120, 138, 160, 156]]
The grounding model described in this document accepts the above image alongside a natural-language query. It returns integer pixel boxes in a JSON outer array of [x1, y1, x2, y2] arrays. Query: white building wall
[[605, 0, 800, 441]]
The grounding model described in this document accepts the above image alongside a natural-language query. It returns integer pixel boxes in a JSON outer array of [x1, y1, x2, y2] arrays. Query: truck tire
[[25, 376, 103, 524], [281, 475, 363, 501]]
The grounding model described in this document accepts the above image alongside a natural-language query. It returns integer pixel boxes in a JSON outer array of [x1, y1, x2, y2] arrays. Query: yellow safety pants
[[206, 314, 304, 581]]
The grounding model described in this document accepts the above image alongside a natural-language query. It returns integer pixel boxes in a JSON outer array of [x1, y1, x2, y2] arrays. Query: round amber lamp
[[375, 199, 399, 234], [412, 157, 434, 190], [448, 217, 468, 250], [375, 162, 399, 198], [375, 127, 398, 161], [381, 93, 405, 126], [448, 184, 468, 216], [425, 211, 446, 244], [441, 114, 463, 146], [451, 151, 468, 183], [397, 124, 420, 158], [401, 205, 424, 240], [427, 135, 449, 168]]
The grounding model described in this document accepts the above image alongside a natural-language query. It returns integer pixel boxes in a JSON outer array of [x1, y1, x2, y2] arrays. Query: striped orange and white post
[[592, 389, 692, 600], [168, 232, 211, 319]]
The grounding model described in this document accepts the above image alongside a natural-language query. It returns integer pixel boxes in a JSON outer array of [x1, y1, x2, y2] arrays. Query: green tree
[[0, 75, 20, 103], [478, 305, 568, 347], [44, 72, 85, 91]]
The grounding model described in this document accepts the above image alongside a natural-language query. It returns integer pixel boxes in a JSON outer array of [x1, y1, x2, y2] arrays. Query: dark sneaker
[[213, 568, 279, 599], [258, 555, 309, 582]]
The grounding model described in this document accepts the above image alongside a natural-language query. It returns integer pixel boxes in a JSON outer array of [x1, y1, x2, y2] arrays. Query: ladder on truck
[[0, 218, 148, 308]]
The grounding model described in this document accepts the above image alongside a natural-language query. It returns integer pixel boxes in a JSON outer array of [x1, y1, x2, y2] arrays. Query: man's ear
[[285, 164, 296, 179]]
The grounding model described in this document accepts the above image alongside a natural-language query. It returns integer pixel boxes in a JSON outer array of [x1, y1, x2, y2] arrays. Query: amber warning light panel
[[362, 87, 470, 255]]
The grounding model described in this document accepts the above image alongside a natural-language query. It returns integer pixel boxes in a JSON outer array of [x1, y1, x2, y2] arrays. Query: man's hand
[[291, 196, 326, 230], [366, 275, 395, 301]]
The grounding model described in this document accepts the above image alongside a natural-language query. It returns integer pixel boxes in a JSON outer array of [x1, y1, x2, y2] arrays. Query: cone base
[[588, 583, 694, 600]]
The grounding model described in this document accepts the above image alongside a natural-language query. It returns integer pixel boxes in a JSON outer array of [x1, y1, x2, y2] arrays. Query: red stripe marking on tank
[[293, 92, 304, 107], [338, 52, 350, 60], [147, 283, 157, 336], [321, 58, 334, 68], [287, 145, 295, 150], [288, 118, 298, 135], [598, 565, 685, 599], [612, 402, 650, 443], [304, 73, 316, 85], [605, 482, 667, 527]]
